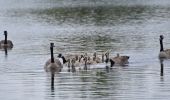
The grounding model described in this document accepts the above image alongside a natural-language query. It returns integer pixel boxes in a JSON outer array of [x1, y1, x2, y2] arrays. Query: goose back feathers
[[44, 43, 65, 73]]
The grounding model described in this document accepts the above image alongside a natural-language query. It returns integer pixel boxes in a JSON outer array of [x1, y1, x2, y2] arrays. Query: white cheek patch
[[59, 58, 64, 65], [105, 61, 109, 66]]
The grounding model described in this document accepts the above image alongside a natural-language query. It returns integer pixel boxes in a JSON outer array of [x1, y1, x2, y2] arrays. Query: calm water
[[1, 0, 170, 100]]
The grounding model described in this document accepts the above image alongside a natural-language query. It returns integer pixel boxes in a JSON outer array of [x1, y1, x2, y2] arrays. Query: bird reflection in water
[[50, 73, 56, 98], [1, 47, 8, 57], [51, 73, 55, 92], [159, 58, 164, 82]]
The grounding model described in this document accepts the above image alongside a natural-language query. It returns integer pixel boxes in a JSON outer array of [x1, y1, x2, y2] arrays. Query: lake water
[[1, 0, 170, 100]]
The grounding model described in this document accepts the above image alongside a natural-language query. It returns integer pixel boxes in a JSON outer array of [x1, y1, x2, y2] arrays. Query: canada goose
[[44, 43, 66, 73], [110, 53, 129, 66], [105, 53, 129, 67], [0, 31, 13, 49], [159, 35, 170, 58]]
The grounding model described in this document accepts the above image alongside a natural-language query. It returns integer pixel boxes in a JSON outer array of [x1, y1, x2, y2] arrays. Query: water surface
[[1, 0, 170, 100]]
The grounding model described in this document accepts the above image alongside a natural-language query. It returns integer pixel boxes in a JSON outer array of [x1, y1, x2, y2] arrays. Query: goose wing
[[7, 40, 13, 48], [110, 56, 129, 65], [0, 40, 13, 48]]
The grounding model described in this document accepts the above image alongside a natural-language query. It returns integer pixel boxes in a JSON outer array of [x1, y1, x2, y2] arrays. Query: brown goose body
[[0, 31, 13, 49], [110, 54, 129, 65], [105, 53, 129, 67], [44, 43, 63, 73], [159, 49, 170, 58], [44, 58, 63, 72]]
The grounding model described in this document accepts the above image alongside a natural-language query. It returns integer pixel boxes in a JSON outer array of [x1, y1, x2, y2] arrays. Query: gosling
[[87, 52, 104, 65]]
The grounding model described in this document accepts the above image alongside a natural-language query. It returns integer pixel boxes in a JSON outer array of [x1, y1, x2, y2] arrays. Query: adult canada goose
[[105, 53, 129, 67], [0, 31, 13, 49], [159, 35, 170, 59], [110, 53, 129, 66], [44, 43, 66, 73]]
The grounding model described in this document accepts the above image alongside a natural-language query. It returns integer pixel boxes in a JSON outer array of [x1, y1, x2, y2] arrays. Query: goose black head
[[58, 53, 67, 64], [50, 43, 54, 48], [58, 53, 62, 58], [4, 31, 7, 36], [160, 35, 164, 40]]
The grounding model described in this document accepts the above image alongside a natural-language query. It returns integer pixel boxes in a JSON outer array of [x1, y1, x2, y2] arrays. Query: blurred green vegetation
[[33, 5, 151, 25]]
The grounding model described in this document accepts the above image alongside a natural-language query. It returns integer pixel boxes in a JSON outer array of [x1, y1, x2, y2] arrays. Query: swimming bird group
[[0, 31, 169, 73]]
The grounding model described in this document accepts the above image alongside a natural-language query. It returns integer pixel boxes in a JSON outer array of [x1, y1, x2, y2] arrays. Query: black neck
[[110, 59, 115, 67], [67, 59, 70, 68], [102, 54, 104, 63], [84, 57, 87, 70], [62, 56, 67, 64], [160, 38, 164, 52], [4, 34, 7, 44], [50, 46, 54, 63]]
